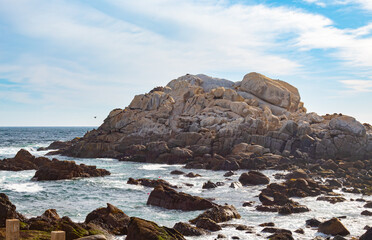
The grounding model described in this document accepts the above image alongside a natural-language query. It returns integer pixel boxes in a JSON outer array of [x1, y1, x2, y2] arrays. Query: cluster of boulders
[[0, 149, 110, 181], [0, 193, 185, 240]]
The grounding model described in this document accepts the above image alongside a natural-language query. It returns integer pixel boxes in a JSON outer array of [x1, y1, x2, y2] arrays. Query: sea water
[[0, 127, 370, 240]]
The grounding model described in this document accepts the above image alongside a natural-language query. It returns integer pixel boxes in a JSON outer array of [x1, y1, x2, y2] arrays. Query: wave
[[3, 182, 44, 193]]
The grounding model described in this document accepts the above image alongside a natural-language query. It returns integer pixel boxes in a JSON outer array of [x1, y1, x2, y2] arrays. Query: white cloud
[[340, 79, 372, 92], [302, 0, 327, 7]]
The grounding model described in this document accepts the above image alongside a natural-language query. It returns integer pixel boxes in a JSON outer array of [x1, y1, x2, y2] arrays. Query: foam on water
[[3, 183, 44, 193], [139, 164, 173, 171]]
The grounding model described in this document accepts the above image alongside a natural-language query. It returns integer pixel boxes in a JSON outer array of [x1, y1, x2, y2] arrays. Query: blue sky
[[1, 0, 372, 126]]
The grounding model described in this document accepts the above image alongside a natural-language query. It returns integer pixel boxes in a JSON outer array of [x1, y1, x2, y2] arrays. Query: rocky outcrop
[[318, 218, 350, 236], [84, 203, 130, 235], [0, 193, 24, 227], [44, 72, 372, 168], [147, 185, 215, 211], [126, 217, 185, 240], [0, 150, 110, 181], [0, 149, 50, 171], [32, 159, 110, 181]]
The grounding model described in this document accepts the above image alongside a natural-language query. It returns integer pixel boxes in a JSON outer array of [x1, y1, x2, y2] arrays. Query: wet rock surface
[[147, 185, 215, 211]]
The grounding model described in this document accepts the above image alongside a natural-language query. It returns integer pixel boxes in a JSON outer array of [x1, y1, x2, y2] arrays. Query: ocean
[[0, 127, 370, 239]]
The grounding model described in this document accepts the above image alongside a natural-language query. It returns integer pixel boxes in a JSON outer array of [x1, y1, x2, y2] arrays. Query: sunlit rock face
[[53, 72, 371, 162]]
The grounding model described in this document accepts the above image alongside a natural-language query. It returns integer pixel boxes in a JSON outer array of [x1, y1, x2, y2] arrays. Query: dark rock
[[217, 234, 226, 238], [317, 196, 346, 204], [256, 205, 278, 212], [364, 202, 372, 208], [194, 218, 221, 232], [360, 228, 372, 240], [224, 171, 235, 177], [361, 210, 372, 216], [173, 222, 204, 236], [171, 170, 185, 175], [278, 203, 309, 215], [242, 201, 254, 207], [306, 218, 321, 227], [0, 193, 24, 227], [190, 205, 241, 224], [295, 228, 304, 234], [235, 225, 250, 231], [238, 171, 270, 185], [285, 169, 308, 179], [126, 217, 185, 240], [202, 181, 217, 189], [267, 232, 294, 240], [318, 218, 350, 236], [333, 236, 346, 240], [127, 178, 176, 188], [84, 203, 130, 235], [0, 149, 50, 171], [32, 159, 110, 181], [185, 172, 201, 178], [259, 222, 275, 227], [147, 185, 215, 211]]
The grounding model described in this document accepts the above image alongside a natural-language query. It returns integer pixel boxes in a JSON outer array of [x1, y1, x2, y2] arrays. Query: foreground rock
[[126, 217, 185, 240], [0, 193, 24, 227], [85, 203, 130, 235], [33, 159, 110, 181], [360, 228, 372, 240], [27, 210, 106, 240], [318, 218, 350, 236], [147, 185, 215, 211]]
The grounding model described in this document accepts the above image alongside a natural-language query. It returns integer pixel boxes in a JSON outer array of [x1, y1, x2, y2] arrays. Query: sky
[[0, 0, 372, 126]]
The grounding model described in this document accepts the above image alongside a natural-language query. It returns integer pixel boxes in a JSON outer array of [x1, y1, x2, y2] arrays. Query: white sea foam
[[4, 182, 43, 193], [139, 164, 170, 170]]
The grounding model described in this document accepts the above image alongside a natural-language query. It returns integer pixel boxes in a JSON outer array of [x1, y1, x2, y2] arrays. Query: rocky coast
[[1, 72, 372, 239]]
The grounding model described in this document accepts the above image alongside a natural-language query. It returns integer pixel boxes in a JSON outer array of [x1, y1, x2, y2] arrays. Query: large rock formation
[[46, 72, 372, 164]]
